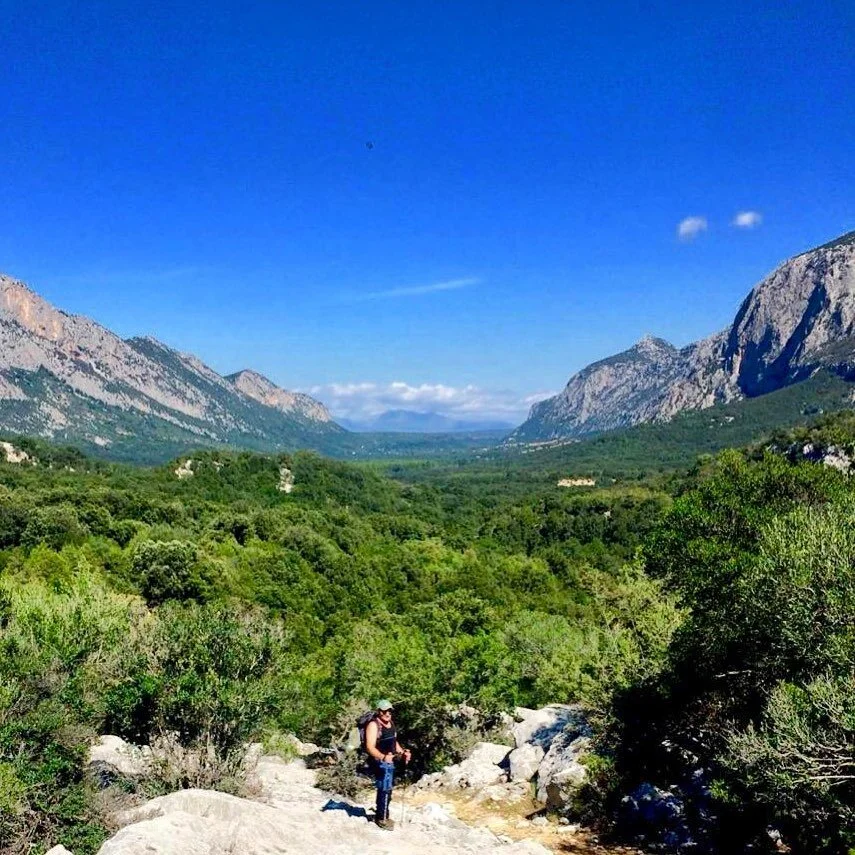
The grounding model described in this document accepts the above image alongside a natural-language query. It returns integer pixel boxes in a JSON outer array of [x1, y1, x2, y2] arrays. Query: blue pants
[[374, 761, 394, 820]]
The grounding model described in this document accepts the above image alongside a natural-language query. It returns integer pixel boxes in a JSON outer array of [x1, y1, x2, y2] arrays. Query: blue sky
[[1, 0, 853, 422]]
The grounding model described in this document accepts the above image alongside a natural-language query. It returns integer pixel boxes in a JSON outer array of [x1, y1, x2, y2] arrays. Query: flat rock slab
[[95, 758, 550, 855]]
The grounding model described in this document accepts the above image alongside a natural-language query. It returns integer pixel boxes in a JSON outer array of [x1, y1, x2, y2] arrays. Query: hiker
[[364, 699, 411, 829]]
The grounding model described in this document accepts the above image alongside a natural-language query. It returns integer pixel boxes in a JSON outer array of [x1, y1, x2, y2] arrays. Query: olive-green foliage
[[132, 540, 206, 605], [598, 443, 855, 852], [726, 676, 855, 854], [0, 571, 139, 854], [0, 441, 678, 851]]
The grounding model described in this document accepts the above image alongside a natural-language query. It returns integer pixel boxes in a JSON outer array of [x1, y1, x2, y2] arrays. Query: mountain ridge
[[512, 229, 855, 441], [0, 272, 343, 457]]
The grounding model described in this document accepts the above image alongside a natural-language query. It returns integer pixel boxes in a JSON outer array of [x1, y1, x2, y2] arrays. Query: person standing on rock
[[365, 699, 411, 829]]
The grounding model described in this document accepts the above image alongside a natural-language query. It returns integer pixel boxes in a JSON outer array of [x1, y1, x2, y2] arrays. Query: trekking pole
[[400, 767, 408, 826]]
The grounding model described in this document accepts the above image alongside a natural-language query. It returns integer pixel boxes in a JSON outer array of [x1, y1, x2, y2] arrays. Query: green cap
[[376, 699, 394, 711]]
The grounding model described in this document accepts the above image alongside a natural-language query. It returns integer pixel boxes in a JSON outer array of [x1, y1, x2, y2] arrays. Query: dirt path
[[398, 785, 643, 854]]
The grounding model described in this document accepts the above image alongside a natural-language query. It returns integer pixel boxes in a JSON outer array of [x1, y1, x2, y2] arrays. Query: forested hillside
[[0, 440, 675, 853], [3, 413, 855, 853]]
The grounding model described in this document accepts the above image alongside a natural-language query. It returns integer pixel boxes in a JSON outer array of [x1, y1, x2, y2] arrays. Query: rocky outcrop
[[417, 742, 512, 790], [87, 735, 152, 780], [512, 230, 855, 441], [0, 441, 32, 464], [418, 706, 593, 814], [89, 755, 550, 855]]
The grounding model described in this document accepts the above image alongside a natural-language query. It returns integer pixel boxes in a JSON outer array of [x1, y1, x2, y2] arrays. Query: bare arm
[[365, 721, 393, 762]]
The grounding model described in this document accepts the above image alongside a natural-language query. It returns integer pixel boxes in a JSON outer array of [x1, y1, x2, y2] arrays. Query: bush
[[726, 676, 855, 853], [132, 540, 206, 605]]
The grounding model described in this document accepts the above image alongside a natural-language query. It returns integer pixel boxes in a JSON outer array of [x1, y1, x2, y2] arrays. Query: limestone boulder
[[416, 741, 511, 791], [508, 743, 544, 782], [536, 732, 591, 809], [88, 736, 152, 780], [511, 705, 587, 750]]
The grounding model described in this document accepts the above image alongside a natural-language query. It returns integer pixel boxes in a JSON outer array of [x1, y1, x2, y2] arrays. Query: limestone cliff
[[512, 230, 855, 441], [0, 273, 342, 457]]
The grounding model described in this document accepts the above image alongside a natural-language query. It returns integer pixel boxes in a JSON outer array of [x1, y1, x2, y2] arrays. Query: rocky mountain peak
[[0, 272, 340, 457], [512, 229, 855, 442], [0, 273, 72, 343], [630, 335, 678, 359], [227, 369, 333, 422]]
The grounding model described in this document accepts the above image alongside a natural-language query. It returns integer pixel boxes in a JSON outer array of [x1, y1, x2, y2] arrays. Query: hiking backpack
[[356, 709, 377, 753]]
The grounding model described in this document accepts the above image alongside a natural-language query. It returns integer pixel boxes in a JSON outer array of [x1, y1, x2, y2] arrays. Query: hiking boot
[[376, 817, 395, 830]]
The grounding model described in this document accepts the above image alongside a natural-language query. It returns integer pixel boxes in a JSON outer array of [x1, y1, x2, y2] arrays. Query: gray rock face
[[0, 273, 341, 455], [512, 231, 855, 441], [511, 705, 588, 750], [227, 369, 333, 422], [536, 734, 591, 808]]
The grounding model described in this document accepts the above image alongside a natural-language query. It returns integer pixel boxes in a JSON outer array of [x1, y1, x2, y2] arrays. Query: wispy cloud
[[677, 216, 708, 242], [304, 380, 551, 423], [732, 210, 763, 229], [344, 276, 480, 303]]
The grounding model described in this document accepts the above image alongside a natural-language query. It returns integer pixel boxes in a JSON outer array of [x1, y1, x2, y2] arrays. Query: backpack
[[356, 710, 377, 753]]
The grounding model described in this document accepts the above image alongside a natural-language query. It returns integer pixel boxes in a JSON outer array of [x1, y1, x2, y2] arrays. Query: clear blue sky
[[1, 0, 853, 421]]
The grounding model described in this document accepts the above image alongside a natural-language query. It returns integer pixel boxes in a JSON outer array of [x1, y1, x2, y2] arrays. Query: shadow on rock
[[321, 798, 371, 821]]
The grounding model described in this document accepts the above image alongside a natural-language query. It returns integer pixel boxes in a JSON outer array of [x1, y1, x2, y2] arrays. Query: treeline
[[0, 444, 675, 853]]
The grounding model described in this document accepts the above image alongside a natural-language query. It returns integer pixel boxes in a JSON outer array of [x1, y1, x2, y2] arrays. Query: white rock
[[469, 742, 512, 767], [285, 734, 321, 757], [511, 704, 588, 750], [46, 847, 75, 855], [95, 758, 552, 854], [88, 736, 152, 779], [508, 743, 544, 782], [473, 781, 530, 805], [536, 733, 591, 808]]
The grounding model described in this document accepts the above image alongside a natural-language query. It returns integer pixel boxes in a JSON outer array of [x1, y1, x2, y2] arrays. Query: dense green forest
[[3, 411, 855, 853]]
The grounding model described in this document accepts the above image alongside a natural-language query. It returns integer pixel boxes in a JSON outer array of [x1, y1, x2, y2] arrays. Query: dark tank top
[[376, 721, 397, 755]]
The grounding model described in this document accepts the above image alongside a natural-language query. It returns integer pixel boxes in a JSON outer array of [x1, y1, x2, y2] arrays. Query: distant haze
[[338, 409, 515, 434]]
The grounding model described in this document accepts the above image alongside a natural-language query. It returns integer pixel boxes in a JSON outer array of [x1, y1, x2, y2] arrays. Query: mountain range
[[0, 273, 344, 461], [511, 230, 855, 442], [2, 227, 855, 462]]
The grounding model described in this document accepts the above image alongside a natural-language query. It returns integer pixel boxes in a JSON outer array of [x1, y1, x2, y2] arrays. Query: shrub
[[726, 676, 855, 853], [132, 540, 206, 605]]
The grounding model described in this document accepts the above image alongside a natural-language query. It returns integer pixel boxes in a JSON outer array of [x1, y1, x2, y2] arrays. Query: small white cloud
[[732, 210, 763, 229], [677, 216, 708, 242]]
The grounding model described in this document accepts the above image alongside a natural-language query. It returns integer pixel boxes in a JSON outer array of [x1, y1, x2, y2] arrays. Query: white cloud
[[732, 210, 763, 229], [677, 216, 708, 241], [344, 277, 480, 303], [304, 380, 554, 423]]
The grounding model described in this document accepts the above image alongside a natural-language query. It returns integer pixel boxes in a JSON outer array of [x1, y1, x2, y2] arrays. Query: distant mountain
[[0, 273, 343, 460], [511, 230, 855, 442], [339, 409, 514, 433]]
